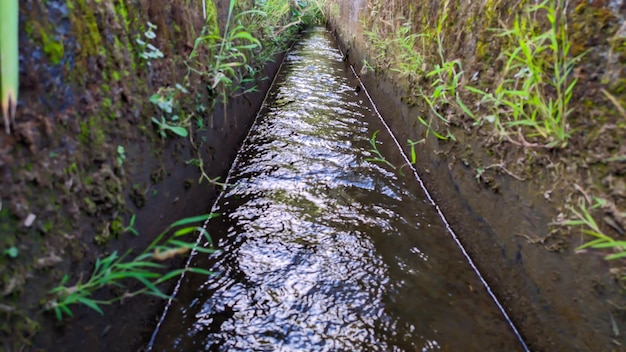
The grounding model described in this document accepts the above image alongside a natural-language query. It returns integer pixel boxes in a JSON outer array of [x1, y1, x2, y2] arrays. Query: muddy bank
[[0, 0, 311, 350], [326, 0, 626, 350]]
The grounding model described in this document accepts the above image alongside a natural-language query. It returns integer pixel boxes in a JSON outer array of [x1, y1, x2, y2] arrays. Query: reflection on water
[[149, 28, 523, 351]]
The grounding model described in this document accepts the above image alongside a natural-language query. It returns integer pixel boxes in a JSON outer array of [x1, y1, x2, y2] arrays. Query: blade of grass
[[0, 0, 19, 134]]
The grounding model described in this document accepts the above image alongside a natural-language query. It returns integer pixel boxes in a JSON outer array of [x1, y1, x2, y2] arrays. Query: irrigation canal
[[148, 28, 528, 351]]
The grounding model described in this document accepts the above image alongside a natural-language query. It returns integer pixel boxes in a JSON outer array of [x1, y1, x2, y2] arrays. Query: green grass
[[417, 12, 470, 141], [362, 22, 393, 72], [559, 197, 626, 263], [189, 1, 263, 96], [466, 0, 585, 148], [362, 10, 470, 142], [366, 131, 424, 176], [46, 213, 218, 320], [166, 0, 320, 136], [366, 130, 396, 170], [388, 21, 426, 82], [360, 0, 583, 148]]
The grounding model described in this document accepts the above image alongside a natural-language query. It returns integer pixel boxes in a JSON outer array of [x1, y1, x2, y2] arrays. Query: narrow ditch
[[147, 27, 527, 351]]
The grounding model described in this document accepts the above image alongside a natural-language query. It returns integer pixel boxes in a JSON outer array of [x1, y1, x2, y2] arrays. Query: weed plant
[[389, 21, 425, 82], [417, 11, 469, 141], [136, 22, 164, 63], [366, 131, 423, 175], [559, 198, 626, 263], [366, 130, 396, 170], [362, 8, 469, 141], [150, 0, 323, 141], [46, 213, 218, 320], [362, 23, 393, 71], [150, 84, 190, 138], [466, 0, 585, 148], [189, 3, 263, 97], [362, 24, 450, 139]]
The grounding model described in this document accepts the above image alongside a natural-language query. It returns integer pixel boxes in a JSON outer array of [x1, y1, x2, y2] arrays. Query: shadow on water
[[148, 28, 525, 351]]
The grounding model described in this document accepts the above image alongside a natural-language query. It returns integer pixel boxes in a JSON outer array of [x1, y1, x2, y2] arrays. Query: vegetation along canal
[[148, 28, 528, 351]]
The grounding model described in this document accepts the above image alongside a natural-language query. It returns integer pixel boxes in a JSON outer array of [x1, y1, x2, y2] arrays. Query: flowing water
[[148, 28, 525, 351]]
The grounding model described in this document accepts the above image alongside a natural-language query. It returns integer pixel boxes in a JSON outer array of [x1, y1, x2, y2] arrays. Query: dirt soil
[[327, 0, 626, 350], [0, 0, 295, 351]]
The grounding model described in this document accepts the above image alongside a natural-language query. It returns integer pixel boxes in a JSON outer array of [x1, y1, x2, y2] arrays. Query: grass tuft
[[558, 197, 626, 264], [466, 0, 585, 148], [46, 213, 218, 319]]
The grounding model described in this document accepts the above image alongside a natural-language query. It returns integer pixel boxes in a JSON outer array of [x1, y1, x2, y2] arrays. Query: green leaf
[[192, 246, 217, 254], [168, 126, 188, 137], [230, 32, 261, 46], [143, 290, 173, 300], [432, 129, 448, 140], [154, 269, 187, 284], [173, 226, 199, 237], [60, 304, 74, 318], [77, 297, 104, 315], [118, 260, 165, 269], [166, 239, 197, 249], [134, 275, 166, 297], [169, 213, 216, 228], [465, 86, 489, 96], [199, 227, 213, 246], [591, 241, 626, 249], [3, 246, 18, 258], [560, 219, 585, 226], [456, 97, 475, 119], [605, 252, 626, 261], [577, 238, 608, 250], [54, 306, 63, 321]]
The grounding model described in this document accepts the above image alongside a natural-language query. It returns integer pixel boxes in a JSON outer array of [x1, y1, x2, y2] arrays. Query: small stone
[[24, 213, 36, 227], [35, 253, 64, 269], [613, 178, 626, 198]]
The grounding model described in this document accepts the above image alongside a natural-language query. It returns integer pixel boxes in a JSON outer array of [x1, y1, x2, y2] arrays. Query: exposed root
[[153, 246, 190, 261], [573, 183, 592, 205], [484, 162, 526, 181], [503, 129, 553, 149], [515, 232, 547, 244]]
